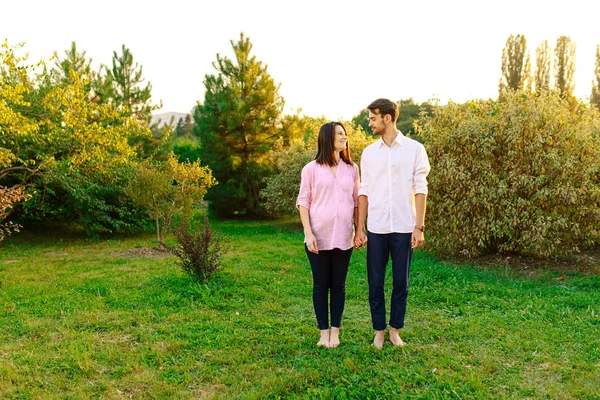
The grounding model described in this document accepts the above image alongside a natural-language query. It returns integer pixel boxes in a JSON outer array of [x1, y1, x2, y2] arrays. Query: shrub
[[417, 90, 600, 258], [166, 216, 230, 283], [0, 186, 32, 242], [260, 120, 375, 218]]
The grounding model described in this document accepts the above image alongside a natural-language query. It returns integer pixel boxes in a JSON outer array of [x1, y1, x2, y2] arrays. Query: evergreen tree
[[104, 45, 157, 121], [535, 40, 552, 93], [554, 36, 576, 98], [499, 34, 532, 98], [52, 41, 93, 83], [194, 33, 286, 217], [591, 45, 600, 110]]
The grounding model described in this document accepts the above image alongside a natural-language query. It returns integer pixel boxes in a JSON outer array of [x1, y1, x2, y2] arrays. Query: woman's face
[[333, 125, 348, 153]]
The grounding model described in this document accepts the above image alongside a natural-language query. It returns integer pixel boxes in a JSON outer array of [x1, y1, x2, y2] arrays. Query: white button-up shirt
[[358, 132, 430, 234]]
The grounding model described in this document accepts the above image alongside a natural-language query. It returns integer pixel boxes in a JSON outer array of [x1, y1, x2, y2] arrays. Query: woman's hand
[[306, 233, 319, 254]]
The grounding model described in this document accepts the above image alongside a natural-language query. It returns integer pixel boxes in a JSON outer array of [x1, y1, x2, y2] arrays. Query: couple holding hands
[[296, 98, 431, 349]]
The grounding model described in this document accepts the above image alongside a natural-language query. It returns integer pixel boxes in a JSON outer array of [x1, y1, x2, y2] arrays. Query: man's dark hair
[[367, 98, 398, 123], [315, 122, 352, 167]]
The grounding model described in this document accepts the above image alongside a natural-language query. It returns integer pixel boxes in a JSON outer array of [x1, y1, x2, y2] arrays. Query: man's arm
[[412, 193, 427, 248]]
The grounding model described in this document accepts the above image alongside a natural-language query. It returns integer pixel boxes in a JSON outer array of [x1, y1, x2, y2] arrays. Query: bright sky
[[2, 0, 599, 120]]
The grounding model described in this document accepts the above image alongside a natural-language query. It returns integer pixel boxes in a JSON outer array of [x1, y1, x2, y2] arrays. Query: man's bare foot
[[389, 328, 406, 347], [329, 327, 340, 348], [317, 329, 330, 347], [373, 331, 385, 349]]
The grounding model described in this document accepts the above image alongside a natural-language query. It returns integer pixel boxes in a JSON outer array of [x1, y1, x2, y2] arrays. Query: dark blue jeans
[[367, 232, 413, 331], [305, 245, 352, 330]]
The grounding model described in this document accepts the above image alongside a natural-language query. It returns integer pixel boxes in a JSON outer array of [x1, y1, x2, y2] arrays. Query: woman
[[296, 121, 359, 348]]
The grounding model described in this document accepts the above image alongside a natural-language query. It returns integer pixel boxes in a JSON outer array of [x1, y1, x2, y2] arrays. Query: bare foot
[[317, 329, 330, 347], [373, 331, 385, 349], [329, 327, 340, 348], [389, 328, 406, 347]]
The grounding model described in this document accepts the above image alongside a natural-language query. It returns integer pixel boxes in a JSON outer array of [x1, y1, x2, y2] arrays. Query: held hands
[[306, 233, 319, 254], [354, 229, 368, 250]]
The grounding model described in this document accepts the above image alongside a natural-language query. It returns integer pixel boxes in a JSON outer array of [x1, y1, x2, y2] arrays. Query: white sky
[[2, 0, 599, 120]]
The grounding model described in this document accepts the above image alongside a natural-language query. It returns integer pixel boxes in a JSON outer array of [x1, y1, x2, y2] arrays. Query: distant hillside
[[151, 112, 188, 128]]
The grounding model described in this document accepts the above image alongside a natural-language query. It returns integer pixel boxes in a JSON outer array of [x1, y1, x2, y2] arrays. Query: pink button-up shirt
[[296, 160, 359, 251]]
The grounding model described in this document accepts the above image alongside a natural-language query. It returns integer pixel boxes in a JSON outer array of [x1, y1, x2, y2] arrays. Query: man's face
[[368, 110, 386, 135]]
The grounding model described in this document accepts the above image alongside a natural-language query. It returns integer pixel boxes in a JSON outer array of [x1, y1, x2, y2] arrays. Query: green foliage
[[417, 90, 600, 258], [127, 153, 216, 246], [0, 41, 153, 233], [351, 98, 434, 140], [166, 216, 230, 283], [499, 34, 532, 98], [193, 33, 290, 218], [260, 119, 374, 218]]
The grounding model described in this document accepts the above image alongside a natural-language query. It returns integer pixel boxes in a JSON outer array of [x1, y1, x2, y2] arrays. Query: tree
[[1, 41, 153, 233], [499, 34, 532, 98], [194, 33, 287, 217], [127, 153, 216, 246], [535, 40, 552, 92], [554, 36, 576, 98], [591, 45, 600, 110], [351, 98, 434, 139], [104, 45, 157, 121]]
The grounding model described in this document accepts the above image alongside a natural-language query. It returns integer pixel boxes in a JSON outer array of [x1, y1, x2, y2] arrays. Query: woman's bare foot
[[317, 329, 330, 347], [373, 330, 385, 349], [329, 327, 340, 348], [389, 328, 406, 347]]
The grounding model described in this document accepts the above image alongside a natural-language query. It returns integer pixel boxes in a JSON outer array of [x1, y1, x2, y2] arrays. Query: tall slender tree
[[554, 36, 576, 98], [535, 40, 552, 93], [499, 34, 532, 98], [194, 33, 286, 217], [52, 41, 93, 83], [591, 45, 600, 110], [104, 45, 157, 121]]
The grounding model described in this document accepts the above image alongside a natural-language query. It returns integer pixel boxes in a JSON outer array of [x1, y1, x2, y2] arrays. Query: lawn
[[1, 220, 599, 399]]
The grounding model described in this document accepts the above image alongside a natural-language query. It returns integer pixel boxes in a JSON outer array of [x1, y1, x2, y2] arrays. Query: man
[[355, 98, 430, 349]]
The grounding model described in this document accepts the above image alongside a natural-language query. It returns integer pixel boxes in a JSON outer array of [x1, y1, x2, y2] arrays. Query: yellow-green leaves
[[418, 89, 600, 258]]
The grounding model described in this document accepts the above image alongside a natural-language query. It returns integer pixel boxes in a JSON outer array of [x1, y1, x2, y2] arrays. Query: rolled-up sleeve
[[352, 163, 360, 207], [413, 144, 430, 195], [296, 164, 312, 209], [358, 154, 369, 198]]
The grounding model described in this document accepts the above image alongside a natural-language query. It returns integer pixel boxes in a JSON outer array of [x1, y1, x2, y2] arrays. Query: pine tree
[[104, 45, 157, 121], [591, 45, 600, 110], [193, 33, 286, 217], [554, 36, 576, 98], [535, 40, 552, 93], [499, 34, 532, 98]]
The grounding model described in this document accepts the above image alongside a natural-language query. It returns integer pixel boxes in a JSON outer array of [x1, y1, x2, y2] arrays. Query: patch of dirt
[[111, 247, 172, 258], [457, 246, 600, 277], [2, 260, 19, 265]]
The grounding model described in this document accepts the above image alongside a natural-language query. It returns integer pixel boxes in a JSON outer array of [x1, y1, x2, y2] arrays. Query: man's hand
[[411, 229, 425, 249], [354, 229, 368, 250]]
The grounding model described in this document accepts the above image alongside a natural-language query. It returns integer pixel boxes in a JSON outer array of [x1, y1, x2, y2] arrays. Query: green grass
[[1, 220, 599, 399]]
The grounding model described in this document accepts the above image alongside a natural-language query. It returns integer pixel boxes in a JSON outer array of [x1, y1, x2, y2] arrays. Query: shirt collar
[[377, 131, 405, 148]]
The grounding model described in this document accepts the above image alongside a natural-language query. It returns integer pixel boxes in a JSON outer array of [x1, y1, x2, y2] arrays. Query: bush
[[417, 90, 600, 258], [166, 216, 230, 283], [260, 120, 375, 218], [0, 186, 32, 242]]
